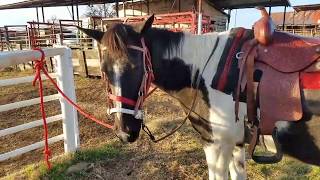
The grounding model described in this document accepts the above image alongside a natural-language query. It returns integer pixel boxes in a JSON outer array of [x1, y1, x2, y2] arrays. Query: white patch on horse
[[262, 121, 290, 153], [200, 31, 247, 180], [275, 121, 290, 131], [113, 64, 122, 120]]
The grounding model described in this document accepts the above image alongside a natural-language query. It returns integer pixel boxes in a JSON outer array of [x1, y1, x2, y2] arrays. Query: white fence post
[[55, 47, 80, 152]]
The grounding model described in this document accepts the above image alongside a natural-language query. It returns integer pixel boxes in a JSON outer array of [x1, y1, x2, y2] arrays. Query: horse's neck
[[146, 29, 224, 93]]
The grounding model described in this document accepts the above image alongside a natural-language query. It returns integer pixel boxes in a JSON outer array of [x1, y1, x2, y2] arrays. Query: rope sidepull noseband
[[106, 38, 154, 120]]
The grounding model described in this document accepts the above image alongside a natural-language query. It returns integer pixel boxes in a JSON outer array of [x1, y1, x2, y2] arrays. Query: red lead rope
[[32, 48, 113, 169], [32, 48, 52, 169]]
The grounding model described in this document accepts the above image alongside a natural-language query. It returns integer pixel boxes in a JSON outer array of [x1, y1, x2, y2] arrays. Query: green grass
[[247, 157, 320, 180], [16, 143, 122, 180]]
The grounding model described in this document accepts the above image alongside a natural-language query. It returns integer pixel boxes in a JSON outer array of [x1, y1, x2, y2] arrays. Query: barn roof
[[293, 4, 320, 12], [0, 0, 291, 10], [271, 10, 320, 26]]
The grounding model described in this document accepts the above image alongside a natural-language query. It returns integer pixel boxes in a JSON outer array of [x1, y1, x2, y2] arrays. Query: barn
[[271, 3, 320, 37]]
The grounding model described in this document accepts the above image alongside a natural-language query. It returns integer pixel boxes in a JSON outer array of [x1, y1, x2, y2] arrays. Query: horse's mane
[[104, 23, 130, 59], [104, 22, 184, 61]]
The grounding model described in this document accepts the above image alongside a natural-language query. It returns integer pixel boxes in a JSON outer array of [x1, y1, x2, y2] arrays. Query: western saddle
[[237, 7, 320, 163]]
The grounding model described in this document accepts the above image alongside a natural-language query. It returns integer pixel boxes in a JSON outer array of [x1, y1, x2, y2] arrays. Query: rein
[[135, 36, 220, 142]]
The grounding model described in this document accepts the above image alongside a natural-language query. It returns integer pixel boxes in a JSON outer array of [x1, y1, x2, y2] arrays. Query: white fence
[[0, 47, 80, 161]]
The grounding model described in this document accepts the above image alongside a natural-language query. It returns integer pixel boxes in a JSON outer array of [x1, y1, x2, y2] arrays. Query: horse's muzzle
[[115, 130, 139, 143]]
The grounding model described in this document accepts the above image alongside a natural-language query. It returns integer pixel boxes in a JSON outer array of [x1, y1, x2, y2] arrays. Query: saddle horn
[[253, 7, 275, 46]]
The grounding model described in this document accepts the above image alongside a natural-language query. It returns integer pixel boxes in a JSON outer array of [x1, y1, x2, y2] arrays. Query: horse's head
[[79, 15, 154, 143]]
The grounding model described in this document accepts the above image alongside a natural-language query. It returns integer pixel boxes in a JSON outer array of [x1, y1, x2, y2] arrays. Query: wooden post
[[76, 0, 80, 24], [103, 3, 107, 17], [268, 6, 272, 15], [227, 9, 231, 30], [71, 0, 75, 20], [140, 1, 143, 16], [36, 7, 39, 23], [132, 0, 134, 16], [78, 50, 89, 77], [147, 0, 149, 15], [123, 1, 126, 17], [97, 44, 103, 77], [116, 0, 119, 17], [41, 6, 45, 22]]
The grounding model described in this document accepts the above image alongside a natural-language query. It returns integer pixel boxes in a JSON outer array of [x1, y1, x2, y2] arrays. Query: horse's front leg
[[228, 144, 246, 180], [203, 141, 234, 180]]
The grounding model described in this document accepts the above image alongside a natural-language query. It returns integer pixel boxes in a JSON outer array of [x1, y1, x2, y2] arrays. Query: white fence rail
[[0, 47, 80, 161]]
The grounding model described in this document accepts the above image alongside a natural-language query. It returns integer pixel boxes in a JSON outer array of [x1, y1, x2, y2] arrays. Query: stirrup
[[249, 127, 283, 164]]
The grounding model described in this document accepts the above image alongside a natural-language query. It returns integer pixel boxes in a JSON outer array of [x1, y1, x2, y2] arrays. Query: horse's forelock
[[104, 24, 129, 60]]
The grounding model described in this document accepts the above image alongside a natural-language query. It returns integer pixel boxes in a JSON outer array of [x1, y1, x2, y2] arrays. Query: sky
[[0, 0, 318, 28]]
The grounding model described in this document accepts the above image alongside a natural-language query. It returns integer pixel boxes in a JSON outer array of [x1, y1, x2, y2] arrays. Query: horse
[[78, 14, 320, 180]]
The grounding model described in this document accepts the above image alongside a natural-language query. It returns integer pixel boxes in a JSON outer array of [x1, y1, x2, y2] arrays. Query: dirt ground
[[1, 70, 319, 180]]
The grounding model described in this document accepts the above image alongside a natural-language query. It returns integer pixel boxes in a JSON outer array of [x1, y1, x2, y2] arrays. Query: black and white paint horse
[[79, 15, 320, 180]]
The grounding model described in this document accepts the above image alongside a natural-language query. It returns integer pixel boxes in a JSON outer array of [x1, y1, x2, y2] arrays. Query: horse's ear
[[135, 14, 154, 34], [77, 26, 104, 42]]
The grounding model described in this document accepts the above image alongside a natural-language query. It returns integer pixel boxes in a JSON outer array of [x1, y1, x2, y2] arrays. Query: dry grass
[[0, 70, 319, 180]]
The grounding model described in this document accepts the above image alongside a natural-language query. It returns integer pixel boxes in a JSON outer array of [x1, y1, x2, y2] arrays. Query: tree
[[84, 4, 116, 17], [47, 15, 57, 24]]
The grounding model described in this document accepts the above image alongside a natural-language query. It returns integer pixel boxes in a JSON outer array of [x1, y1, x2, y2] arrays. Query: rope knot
[[34, 60, 45, 69], [32, 48, 46, 86], [44, 149, 52, 157]]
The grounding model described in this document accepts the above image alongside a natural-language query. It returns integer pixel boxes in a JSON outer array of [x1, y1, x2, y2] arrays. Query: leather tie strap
[[235, 40, 258, 122], [245, 41, 258, 125]]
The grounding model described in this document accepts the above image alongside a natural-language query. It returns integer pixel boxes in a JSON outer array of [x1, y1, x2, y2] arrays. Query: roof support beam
[[41, 6, 45, 22], [71, 0, 75, 20], [36, 7, 39, 23], [116, 0, 119, 17], [282, 6, 287, 31]]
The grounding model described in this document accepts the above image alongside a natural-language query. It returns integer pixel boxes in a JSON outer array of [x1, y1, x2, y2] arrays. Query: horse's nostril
[[115, 131, 130, 143], [127, 131, 140, 142]]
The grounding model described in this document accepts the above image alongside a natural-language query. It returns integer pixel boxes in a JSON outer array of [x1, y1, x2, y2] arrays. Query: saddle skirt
[[241, 31, 320, 135]]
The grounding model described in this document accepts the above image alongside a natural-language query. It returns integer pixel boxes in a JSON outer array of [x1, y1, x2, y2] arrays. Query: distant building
[[116, 0, 228, 32], [271, 4, 320, 37]]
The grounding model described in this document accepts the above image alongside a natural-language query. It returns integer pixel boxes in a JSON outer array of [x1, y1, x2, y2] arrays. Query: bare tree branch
[[84, 4, 116, 18]]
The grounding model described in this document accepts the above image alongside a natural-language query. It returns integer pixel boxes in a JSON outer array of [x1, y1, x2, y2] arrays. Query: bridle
[[105, 38, 154, 120], [105, 36, 218, 143]]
